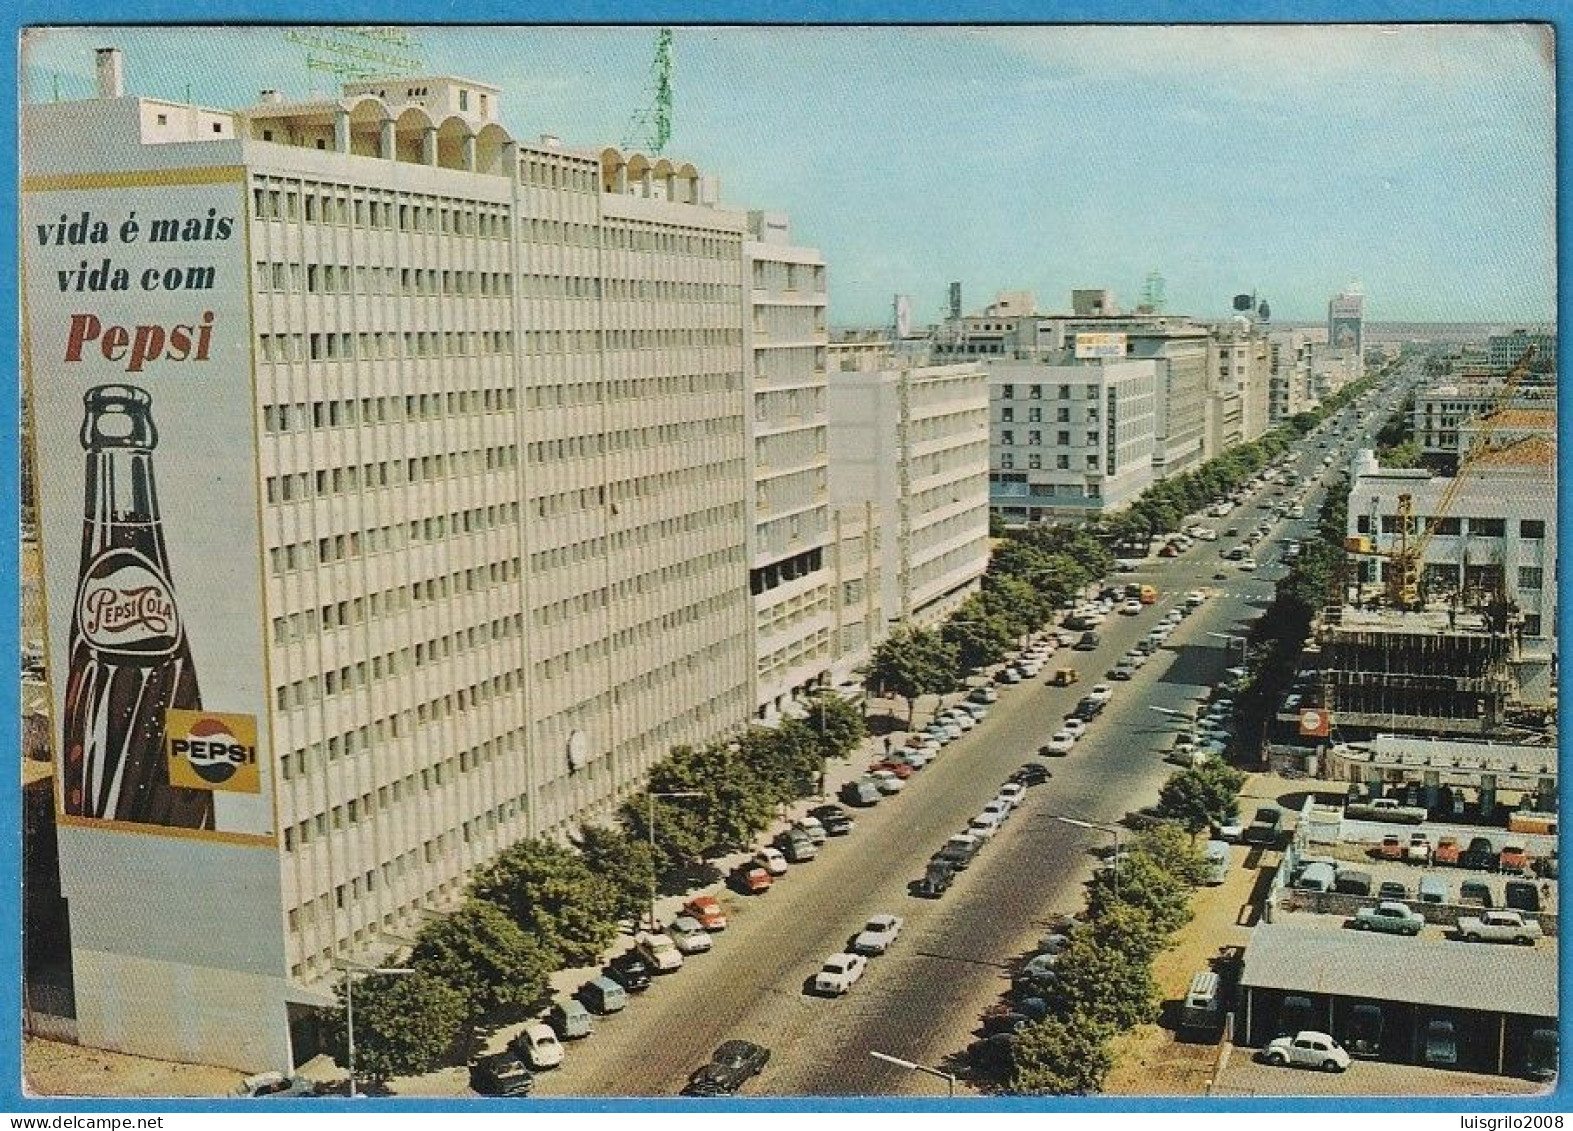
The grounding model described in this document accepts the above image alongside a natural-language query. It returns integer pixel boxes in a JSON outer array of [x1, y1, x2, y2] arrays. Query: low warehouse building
[[1238, 923, 1556, 1077]]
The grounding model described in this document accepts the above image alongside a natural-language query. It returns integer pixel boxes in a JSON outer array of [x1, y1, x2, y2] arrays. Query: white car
[[1185, 590, 1207, 607], [1086, 682, 1115, 704], [1194, 528, 1218, 541], [515, 1022, 565, 1069], [869, 769, 905, 795], [969, 686, 999, 704], [892, 748, 931, 771], [1238, 557, 1258, 571], [667, 916, 714, 955], [795, 816, 828, 844], [814, 952, 868, 995], [754, 847, 789, 875], [997, 667, 1023, 685], [1019, 660, 1044, 677], [996, 782, 1027, 809], [1043, 731, 1076, 754], [1120, 599, 1143, 615], [980, 799, 1012, 825], [636, 931, 685, 972], [1261, 1031, 1350, 1073], [1164, 609, 1184, 625], [968, 814, 1002, 842], [959, 701, 989, 721], [941, 711, 976, 731], [851, 914, 904, 956], [1060, 718, 1087, 740]]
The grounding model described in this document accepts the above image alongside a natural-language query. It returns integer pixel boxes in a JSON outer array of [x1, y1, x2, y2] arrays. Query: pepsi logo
[[170, 716, 255, 783]]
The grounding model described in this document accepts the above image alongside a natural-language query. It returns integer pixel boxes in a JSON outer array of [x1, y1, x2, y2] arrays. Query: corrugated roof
[[1241, 923, 1556, 1018], [1471, 434, 1556, 469]]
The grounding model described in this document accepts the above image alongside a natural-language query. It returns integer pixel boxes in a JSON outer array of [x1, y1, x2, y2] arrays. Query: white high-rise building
[[827, 358, 990, 629], [743, 212, 833, 718], [983, 359, 1158, 523], [20, 52, 801, 1069]]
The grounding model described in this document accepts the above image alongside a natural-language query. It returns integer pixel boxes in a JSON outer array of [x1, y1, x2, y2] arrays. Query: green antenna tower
[[282, 26, 427, 83], [623, 28, 674, 153]]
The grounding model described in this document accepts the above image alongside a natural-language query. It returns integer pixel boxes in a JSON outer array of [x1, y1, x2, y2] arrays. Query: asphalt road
[[531, 384, 1405, 1100]]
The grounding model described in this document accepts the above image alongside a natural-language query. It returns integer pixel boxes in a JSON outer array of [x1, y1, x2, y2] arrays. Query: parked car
[[548, 997, 594, 1040], [795, 816, 828, 844], [851, 914, 904, 955], [578, 975, 628, 1014], [682, 1040, 771, 1097], [996, 782, 1027, 809], [915, 859, 955, 898], [1504, 879, 1542, 913], [969, 686, 999, 704], [776, 828, 820, 863], [936, 833, 981, 870], [808, 805, 854, 837], [1458, 910, 1543, 945], [968, 814, 1002, 842], [1073, 632, 1100, 651], [1458, 878, 1494, 908], [1406, 833, 1432, 864], [510, 1023, 564, 1070], [1041, 731, 1075, 756], [1060, 718, 1088, 741], [1376, 880, 1412, 902], [869, 769, 905, 795], [813, 952, 868, 995], [234, 1072, 317, 1098], [1433, 836, 1462, 865], [753, 847, 789, 876], [1351, 902, 1425, 936], [604, 952, 654, 992], [469, 1055, 535, 1097], [1460, 836, 1498, 871], [667, 916, 714, 955], [1011, 763, 1052, 787], [1499, 842, 1530, 874], [1424, 1020, 1459, 1067], [731, 864, 773, 895], [1084, 682, 1114, 704], [683, 895, 729, 931], [1261, 1031, 1351, 1073], [868, 759, 913, 780]]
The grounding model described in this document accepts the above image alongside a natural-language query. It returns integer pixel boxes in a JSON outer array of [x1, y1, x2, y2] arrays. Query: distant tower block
[[948, 281, 962, 321], [1140, 270, 1166, 314]]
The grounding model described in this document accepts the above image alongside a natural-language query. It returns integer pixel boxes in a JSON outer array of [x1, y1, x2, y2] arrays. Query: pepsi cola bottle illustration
[[61, 385, 212, 829]]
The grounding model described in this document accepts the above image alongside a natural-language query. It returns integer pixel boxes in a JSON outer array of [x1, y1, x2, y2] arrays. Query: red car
[[1499, 843, 1530, 874], [732, 865, 772, 894], [1376, 834, 1403, 861], [683, 895, 728, 931], [867, 760, 914, 780]]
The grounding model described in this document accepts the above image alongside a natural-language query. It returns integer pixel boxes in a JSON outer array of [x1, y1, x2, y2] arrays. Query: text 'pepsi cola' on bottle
[[61, 384, 213, 830]]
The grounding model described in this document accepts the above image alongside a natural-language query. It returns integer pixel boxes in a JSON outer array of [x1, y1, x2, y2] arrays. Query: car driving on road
[[682, 1040, 771, 1097], [813, 952, 868, 995], [851, 914, 904, 955]]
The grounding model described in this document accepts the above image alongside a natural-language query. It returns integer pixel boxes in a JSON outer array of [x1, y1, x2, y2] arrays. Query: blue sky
[[20, 23, 1556, 327]]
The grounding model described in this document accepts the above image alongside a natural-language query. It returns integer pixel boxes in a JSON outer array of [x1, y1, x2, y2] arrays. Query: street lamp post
[[868, 1050, 956, 1098], [333, 961, 414, 1098], [646, 789, 703, 933], [1050, 814, 1122, 903]]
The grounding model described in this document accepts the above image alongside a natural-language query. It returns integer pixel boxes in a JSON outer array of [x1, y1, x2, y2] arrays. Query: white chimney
[[259, 89, 283, 104], [95, 47, 124, 99]]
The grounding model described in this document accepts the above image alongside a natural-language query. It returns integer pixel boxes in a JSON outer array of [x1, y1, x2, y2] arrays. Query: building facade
[[983, 359, 1158, 524], [826, 361, 990, 629], [743, 212, 833, 718], [21, 54, 812, 1069]]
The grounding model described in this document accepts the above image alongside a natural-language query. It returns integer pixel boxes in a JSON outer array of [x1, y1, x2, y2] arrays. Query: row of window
[[999, 453, 1101, 471], [1356, 516, 1543, 539], [267, 507, 518, 574], [258, 329, 515, 364], [279, 654, 519, 721], [539, 624, 741, 683], [1000, 405, 1100, 424], [254, 261, 514, 299], [252, 181, 510, 237], [998, 430, 1102, 448], [264, 446, 517, 503], [520, 154, 598, 193], [524, 418, 739, 465], [533, 545, 742, 632], [263, 389, 518, 434], [272, 569, 522, 646], [603, 220, 738, 260], [533, 469, 745, 520], [997, 383, 1102, 401]]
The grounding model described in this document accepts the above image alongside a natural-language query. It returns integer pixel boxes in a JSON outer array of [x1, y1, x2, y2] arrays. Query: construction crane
[[1352, 346, 1539, 609], [623, 28, 674, 154]]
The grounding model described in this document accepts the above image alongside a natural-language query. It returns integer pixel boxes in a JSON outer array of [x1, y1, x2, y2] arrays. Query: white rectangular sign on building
[[1074, 331, 1127, 360]]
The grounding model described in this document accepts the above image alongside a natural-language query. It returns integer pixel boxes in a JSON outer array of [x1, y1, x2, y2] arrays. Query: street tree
[[322, 970, 466, 1089], [1155, 760, 1248, 836], [942, 601, 1016, 671], [1007, 1011, 1115, 1095], [410, 901, 555, 1023], [1129, 822, 1213, 887], [1085, 852, 1194, 936], [572, 824, 656, 923], [1046, 931, 1161, 1031], [802, 689, 868, 762], [468, 838, 623, 967], [869, 627, 959, 724]]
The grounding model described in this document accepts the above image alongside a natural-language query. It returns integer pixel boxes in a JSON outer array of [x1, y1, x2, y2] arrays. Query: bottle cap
[[81, 384, 157, 450]]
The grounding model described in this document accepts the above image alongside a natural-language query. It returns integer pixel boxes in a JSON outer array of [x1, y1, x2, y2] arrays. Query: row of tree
[[323, 690, 870, 1087], [1005, 824, 1214, 1094]]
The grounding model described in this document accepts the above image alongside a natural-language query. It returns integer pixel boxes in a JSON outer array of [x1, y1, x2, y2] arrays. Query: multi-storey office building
[[983, 359, 1158, 524], [743, 212, 833, 718], [22, 55, 777, 1069], [826, 361, 990, 628], [1487, 330, 1556, 377], [1412, 379, 1556, 466], [1266, 327, 1324, 423]]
